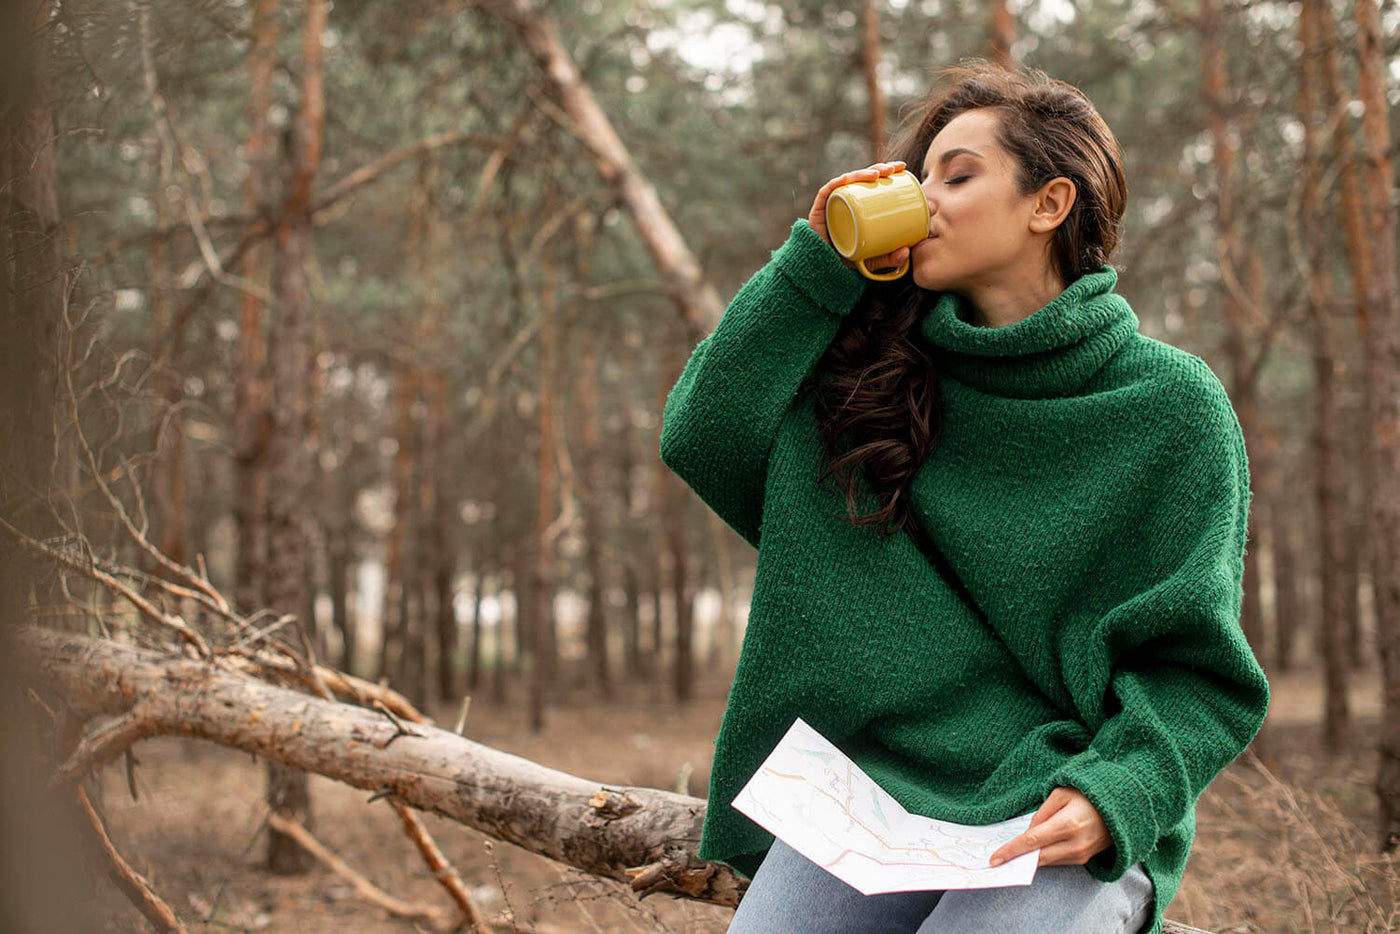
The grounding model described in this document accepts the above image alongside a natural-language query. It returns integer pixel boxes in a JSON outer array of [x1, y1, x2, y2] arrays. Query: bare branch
[[263, 811, 455, 930], [75, 786, 191, 934], [0, 517, 210, 657], [222, 648, 430, 723], [391, 799, 495, 932], [312, 130, 508, 213], [54, 708, 158, 785], [58, 296, 231, 618]]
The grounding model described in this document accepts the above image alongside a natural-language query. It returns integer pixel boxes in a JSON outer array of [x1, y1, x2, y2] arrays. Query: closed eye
[[946, 176, 971, 185]]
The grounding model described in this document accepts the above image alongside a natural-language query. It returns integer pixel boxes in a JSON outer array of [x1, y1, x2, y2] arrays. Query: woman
[[658, 59, 1269, 934]]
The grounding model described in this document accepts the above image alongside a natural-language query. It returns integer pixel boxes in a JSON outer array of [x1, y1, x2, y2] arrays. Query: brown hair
[[809, 58, 1128, 544]]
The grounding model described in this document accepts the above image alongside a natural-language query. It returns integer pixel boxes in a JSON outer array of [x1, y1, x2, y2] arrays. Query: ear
[[1027, 177, 1076, 235]]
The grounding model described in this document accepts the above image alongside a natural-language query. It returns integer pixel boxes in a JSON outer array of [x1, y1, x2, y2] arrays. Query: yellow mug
[[825, 170, 930, 281]]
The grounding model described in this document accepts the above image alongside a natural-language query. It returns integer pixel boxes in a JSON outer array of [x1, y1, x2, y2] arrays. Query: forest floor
[[88, 660, 1397, 934]]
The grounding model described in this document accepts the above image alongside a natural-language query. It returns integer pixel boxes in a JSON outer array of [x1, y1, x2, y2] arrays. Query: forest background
[[2, 0, 1400, 932]]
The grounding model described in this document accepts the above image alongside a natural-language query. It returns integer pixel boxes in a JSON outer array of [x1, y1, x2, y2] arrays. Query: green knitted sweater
[[659, 220, 1270, 934]]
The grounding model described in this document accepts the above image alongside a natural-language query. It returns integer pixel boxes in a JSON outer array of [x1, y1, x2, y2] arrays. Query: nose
[[920, 180, 937, 226]]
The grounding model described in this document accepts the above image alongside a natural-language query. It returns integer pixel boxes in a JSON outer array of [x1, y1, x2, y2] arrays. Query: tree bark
[[1199, 0, 1270, 757], [263, 0, 327, 875], [327, 494, 355, 674], [0, 3, 101, 929], [572, 214, 614, 700], [706, 513, 738, 674], [670, 493, 694, 705], [466, 566, 484, 694], [1270, 511, 1302, 673], [380, 364, 418, 687], [1313, 0, 1371, 679], [137, 2, 188, 573], [234, 0, 278, 616], [529, 257, 561, 730], [408, 151, 457, 706], [655, 334, 693, 702], [1351, 0, 1400, 852], [859, 0, 886, 161], [615, 352, 645, 681], [986, 0, 1016, 69], [1297, 0, 1350, 753]]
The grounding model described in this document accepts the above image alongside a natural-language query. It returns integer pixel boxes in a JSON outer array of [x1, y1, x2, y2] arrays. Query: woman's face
[[909, 108, 1060, 295]]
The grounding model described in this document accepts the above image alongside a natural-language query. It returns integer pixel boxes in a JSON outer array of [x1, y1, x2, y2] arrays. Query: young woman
[[659, 59, 1269, 934]]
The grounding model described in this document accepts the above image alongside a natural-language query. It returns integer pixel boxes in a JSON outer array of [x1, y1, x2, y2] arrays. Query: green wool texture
[[659, 219, 1270, 934]]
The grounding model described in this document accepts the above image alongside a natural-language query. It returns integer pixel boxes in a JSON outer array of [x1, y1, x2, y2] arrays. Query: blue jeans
[[726, 838, 1154, 934]]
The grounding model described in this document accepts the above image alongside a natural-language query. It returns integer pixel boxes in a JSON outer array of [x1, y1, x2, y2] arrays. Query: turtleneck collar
[[918, 264, 1140, 399]]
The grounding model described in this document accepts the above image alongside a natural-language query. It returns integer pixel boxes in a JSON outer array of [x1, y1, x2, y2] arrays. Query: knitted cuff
[[1050, 748, 1161, 883], [770, 219, 867, 316]]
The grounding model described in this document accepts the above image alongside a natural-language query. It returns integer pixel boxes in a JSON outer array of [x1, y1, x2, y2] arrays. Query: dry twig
[[263, 810, 453, 930], [75, 786, 190, 934]]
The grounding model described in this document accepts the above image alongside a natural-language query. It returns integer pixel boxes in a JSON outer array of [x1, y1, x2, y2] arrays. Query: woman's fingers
[[864, 245, 910, 272], [1031, 840, 1096, 867]]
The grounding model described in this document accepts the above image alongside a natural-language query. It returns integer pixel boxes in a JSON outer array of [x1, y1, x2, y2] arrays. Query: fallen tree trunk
[[22, 629, 1216, 933], [23, 629, 740, 907]]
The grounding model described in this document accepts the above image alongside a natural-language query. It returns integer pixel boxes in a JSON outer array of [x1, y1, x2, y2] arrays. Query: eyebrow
[[923, 147, 985, 173]]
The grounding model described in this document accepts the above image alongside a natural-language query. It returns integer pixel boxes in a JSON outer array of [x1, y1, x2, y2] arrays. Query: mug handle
[[857, 255, 910, 281]]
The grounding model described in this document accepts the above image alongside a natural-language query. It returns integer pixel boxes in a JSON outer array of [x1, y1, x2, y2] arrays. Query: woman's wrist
[[771, 219, 867, 316]]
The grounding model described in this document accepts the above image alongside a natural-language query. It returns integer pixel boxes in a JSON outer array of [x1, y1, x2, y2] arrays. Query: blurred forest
[[3, 0, 1400, 931]]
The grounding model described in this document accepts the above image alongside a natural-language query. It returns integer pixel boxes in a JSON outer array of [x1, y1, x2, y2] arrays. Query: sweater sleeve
[[1048, 368, 1270, 883], [658, 219, 866, 547]]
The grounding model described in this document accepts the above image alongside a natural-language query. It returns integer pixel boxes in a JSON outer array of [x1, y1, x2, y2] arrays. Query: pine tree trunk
[[233, 0, 278, 616], [328, 526, 353, 673], [859, 0, 886, 160], [1313, 0, 1373, 683], [1346, 525, 1365, 670], [1297, 0, 1350, 750], [263, 0, 326, 875], [0, 10, 96, 921], [1271, 515, 1302, 673], [615, 356, 645, 680], [137, 6, 188, 574], [623, 555, 644, 679], [706, 513, 737, 674], [433, 550, 457, 703], [1352, 0, 1400, 851], [378, 366, 417, 686], [528, 260, 561, 731], [647, 339, 676, 685], [986, 0, 1016, 68], [572, 215, 613, 700], [0, 0, 63, 605], [495, 556, 516, 705], [467, 566, 484, 694], [647, 572, 663, 683], [655, 335, 694, 703], [1200, 0, 1270, 758]]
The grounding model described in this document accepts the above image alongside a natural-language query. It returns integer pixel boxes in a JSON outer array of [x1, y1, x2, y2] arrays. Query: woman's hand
[[987, 787, 1113, 868], [808, 160, 912, 274]]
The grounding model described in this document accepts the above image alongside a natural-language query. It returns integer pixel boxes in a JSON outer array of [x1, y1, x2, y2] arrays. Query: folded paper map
[[731, 716, 1041, 895]]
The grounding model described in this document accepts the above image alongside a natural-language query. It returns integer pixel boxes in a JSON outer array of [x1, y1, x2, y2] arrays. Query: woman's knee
[[912, 862, 1153, 934]]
